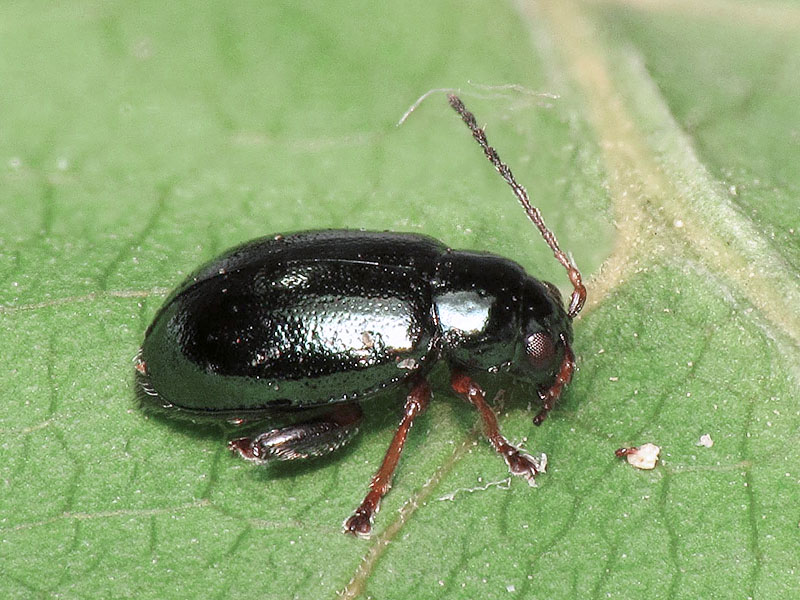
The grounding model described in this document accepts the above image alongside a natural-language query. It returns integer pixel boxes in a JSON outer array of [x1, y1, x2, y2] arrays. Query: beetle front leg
[[451, 371, 546, 486], [344, 378, 431, 538], [533, 335, 575, 426]]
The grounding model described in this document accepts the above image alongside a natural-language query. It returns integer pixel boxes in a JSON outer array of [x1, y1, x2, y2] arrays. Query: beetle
[[135, 95, 586, 537]]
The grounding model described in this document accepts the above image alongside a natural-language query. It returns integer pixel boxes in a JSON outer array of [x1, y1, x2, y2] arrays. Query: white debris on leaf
[[697, 433, 714, 448], [396, 357, 418, 370], [438, 477, 512, 501], [625, 443, 660, 470]]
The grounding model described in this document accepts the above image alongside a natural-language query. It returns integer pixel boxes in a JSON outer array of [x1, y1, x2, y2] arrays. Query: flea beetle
[[135, 95, 586, 537]]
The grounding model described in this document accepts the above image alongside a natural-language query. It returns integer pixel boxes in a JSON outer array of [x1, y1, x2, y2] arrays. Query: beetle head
[[511, 278, 572, 388]]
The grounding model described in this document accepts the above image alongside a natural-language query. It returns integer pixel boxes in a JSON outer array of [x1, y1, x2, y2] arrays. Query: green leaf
[[2, 1, 798, 599]]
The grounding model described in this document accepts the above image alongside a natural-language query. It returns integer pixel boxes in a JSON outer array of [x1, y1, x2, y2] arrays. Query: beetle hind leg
[[451, 371, 547, 486], [229, 403, 363, 462]]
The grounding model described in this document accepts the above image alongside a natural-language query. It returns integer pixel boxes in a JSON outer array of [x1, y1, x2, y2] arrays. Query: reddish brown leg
[[229, 403, 363, 462], [344, 378, 431, 538], [451, 371, 546, 486], [533, 335, 575, 426]]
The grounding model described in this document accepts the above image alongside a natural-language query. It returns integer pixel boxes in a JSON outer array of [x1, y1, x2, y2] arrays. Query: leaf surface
[[2, 1, 798, 599]]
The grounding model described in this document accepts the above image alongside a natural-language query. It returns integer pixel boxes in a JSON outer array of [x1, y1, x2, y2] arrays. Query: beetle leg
[[344, 378, 431, 538], [451, 371, 547, 486], [228, 403, 363, 462], [533, 335, 575, 426]]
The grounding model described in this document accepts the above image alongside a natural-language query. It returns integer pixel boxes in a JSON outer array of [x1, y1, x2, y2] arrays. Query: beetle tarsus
[[229, 437, 259, 460], [344, 378, 431, 538], [504, 449, 547, 486], [344, 504, 376, 538]]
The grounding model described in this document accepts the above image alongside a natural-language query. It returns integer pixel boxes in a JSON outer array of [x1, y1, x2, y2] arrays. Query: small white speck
[[9, 157, 21, 169], [396, 358, 417, 370], [609, 376, 619, 382], [506, 585, 516, 593], [361, 331, 375, 348], [674, 219, 684, 228], [56, 157, 69, 170], [697, 434, 714, 448]]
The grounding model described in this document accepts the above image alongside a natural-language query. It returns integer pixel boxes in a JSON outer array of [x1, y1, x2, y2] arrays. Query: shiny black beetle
[[136, 95, 586, 537]]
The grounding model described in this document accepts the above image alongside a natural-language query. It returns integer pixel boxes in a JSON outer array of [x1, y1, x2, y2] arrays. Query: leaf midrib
[[530, 0, 800, 351]]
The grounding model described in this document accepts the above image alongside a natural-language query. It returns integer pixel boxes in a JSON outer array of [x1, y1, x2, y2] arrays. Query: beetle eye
[[525, 332, 556, 369]]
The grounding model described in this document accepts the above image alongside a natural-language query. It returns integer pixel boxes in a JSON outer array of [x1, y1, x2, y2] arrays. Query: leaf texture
[[1, 1, 798, 599]]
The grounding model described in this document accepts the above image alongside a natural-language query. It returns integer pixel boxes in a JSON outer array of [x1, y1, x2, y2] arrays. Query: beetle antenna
[[448, 94, 586, 317]]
